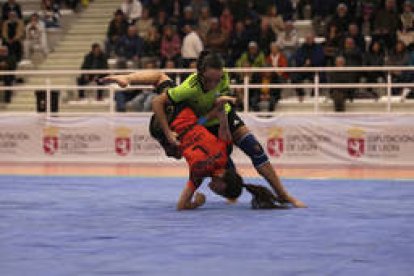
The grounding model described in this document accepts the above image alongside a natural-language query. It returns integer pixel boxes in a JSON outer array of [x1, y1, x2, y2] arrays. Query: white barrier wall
[[1, 115, 414, 166]]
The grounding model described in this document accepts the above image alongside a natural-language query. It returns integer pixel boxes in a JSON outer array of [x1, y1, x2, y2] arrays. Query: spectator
[[160, 25, 181, 67], [220, 6, 234, 35], [77, 43, 108, 101], [397, 1, 414, 47], [205, 17, 228, 55], [386, 40, 411, 95], [264, 5, 285, 37], [24, 13, 49, 59], [198, 6, 211, 42], [40, 0, 61, 28], [328, 56, 353, 112], [346, 22, 366, 52], [373, 0, 399, 49], [250, 69, 282, 112], [1, 0, 22, 21], [208, 0, 224, 18], [0, 46, 16, 103], [257, 19, 276, 55], [178, 6, 197, 37], [323, 24, 342, 66], [115, 25, 144, 68], [274, 0, 294, 21], [236, 41, 266, 68], [227, 20, 249, 66], [226, 0, 248, 21], [276, 20, 298, 65], [2, 11, 24, 62], [146, 0, 163, 18], [328, 3, 353, 37], [266, 42, 289, 80], [189, 0, 208, 18], [339, 37, 363, 101], [142, 25, 161, 65], [296, 0, 314, 19], [363, 40, 386, 99], [153, 9, 169, 34], [293, 33, 325, 102], [121, 0, 142, 24], [105, 9, 128, 57], [181, 24, 203, 67], [136, 6, 153, 38]]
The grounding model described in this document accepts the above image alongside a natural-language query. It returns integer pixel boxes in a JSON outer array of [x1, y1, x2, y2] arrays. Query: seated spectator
[[141, 25, 161, 66], [24, 13, 49, 59], [105, 9, 128, 57], [346, 22, 366, 52], [227, 20, 249, 67], [2, 11, 24, 62], [292, 33, 325, 102], [386, 40, 411, 95], [276, 20, 298, 65], [323, 24, 342, 66], [1, 0, 22, 21], [236, 41, 266, 68], [250, 69, 282, 112], [296, 0, 313, 20], [189, 0, 208, 18], [328, 56, 354, 112], [264, 5, 284, 37], [328, 3, 353, 37], [146, 0, 163, 18], [363, 40, 386, 99], [257, 19, 276, 55], [357, 0, 379, 36], [77, 43, 108, 101], [121, 0, 142, 24], [220, 6, 234, 35], [266, 42, 289, 81], [198, 5, 212, 42], [153, 9, 168, 34], [274, 0, 294, 21], [178, 6, 197, 37], [373, 0, 399, 50], [115, 25, 144, 68], [160, 25, 181, 67], [0, 46, 16, 103], [181, 24, 203, 68], [40, 0, 61, 28], [205, 17, 228, 56], [339, 37, 363, 101], [397, 1, 414, 47], [136, 6, 153, 38]]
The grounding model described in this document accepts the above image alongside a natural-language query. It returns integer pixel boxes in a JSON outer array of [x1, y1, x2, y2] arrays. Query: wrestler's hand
[[166, 130, 180, 147], [288, 196, 307, 208], [215, 96, 237, 107], [194, 192, 206, 207], [100, 75, 129, 88]]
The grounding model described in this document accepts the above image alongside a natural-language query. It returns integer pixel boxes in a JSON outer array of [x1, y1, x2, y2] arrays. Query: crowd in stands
[[0, 0, 84, 104], [94, 0, 414, 112]]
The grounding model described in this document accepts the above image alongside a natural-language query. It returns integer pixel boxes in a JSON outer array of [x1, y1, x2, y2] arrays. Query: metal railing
[[0, 66, 413, 117]]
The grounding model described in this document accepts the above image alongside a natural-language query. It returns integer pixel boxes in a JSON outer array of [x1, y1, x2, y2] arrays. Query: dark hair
[[196, 50, 224, 75], [221, 169, 243, 199]]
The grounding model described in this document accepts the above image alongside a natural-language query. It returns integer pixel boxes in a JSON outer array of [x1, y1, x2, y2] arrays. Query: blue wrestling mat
[[0, 175, 413, 276]]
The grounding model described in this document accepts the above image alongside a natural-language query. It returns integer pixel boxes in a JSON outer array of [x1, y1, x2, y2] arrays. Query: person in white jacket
[[181, 24, 203, 68], [120, 0, 142, 24], [24, 13, 49, 59]]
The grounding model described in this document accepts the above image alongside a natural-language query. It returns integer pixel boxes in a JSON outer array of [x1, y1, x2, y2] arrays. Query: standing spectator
[[40, 0, 61, 28], [220, 6, 234, 35], [181, 24, 203, 67], [205, 17, 228, 55], [115, 25, 144, 68], [227, 20, 249, 66], [236, 41, 266, 68], [24, 13, 49, 59], [264, 5, 285, 37], [136, 6, 153, 38], [276, 20, 298, 65], [105, 9, 128, 57], [121, 0, 142, 24], [0, 46, 16, 103], [2, 0, 21, 21], [373, 0, 399, 49], [2, 11, 24, 62], [160, 24, 181, 67], [293, 33, 325, 102], [77, 43, 108, 101]]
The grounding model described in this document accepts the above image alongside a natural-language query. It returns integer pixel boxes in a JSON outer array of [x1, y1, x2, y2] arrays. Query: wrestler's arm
[[101, 70, 171, 88]]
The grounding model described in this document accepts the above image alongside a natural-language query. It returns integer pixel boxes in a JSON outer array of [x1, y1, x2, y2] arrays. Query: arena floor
[[0, 164, 413, 276]]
